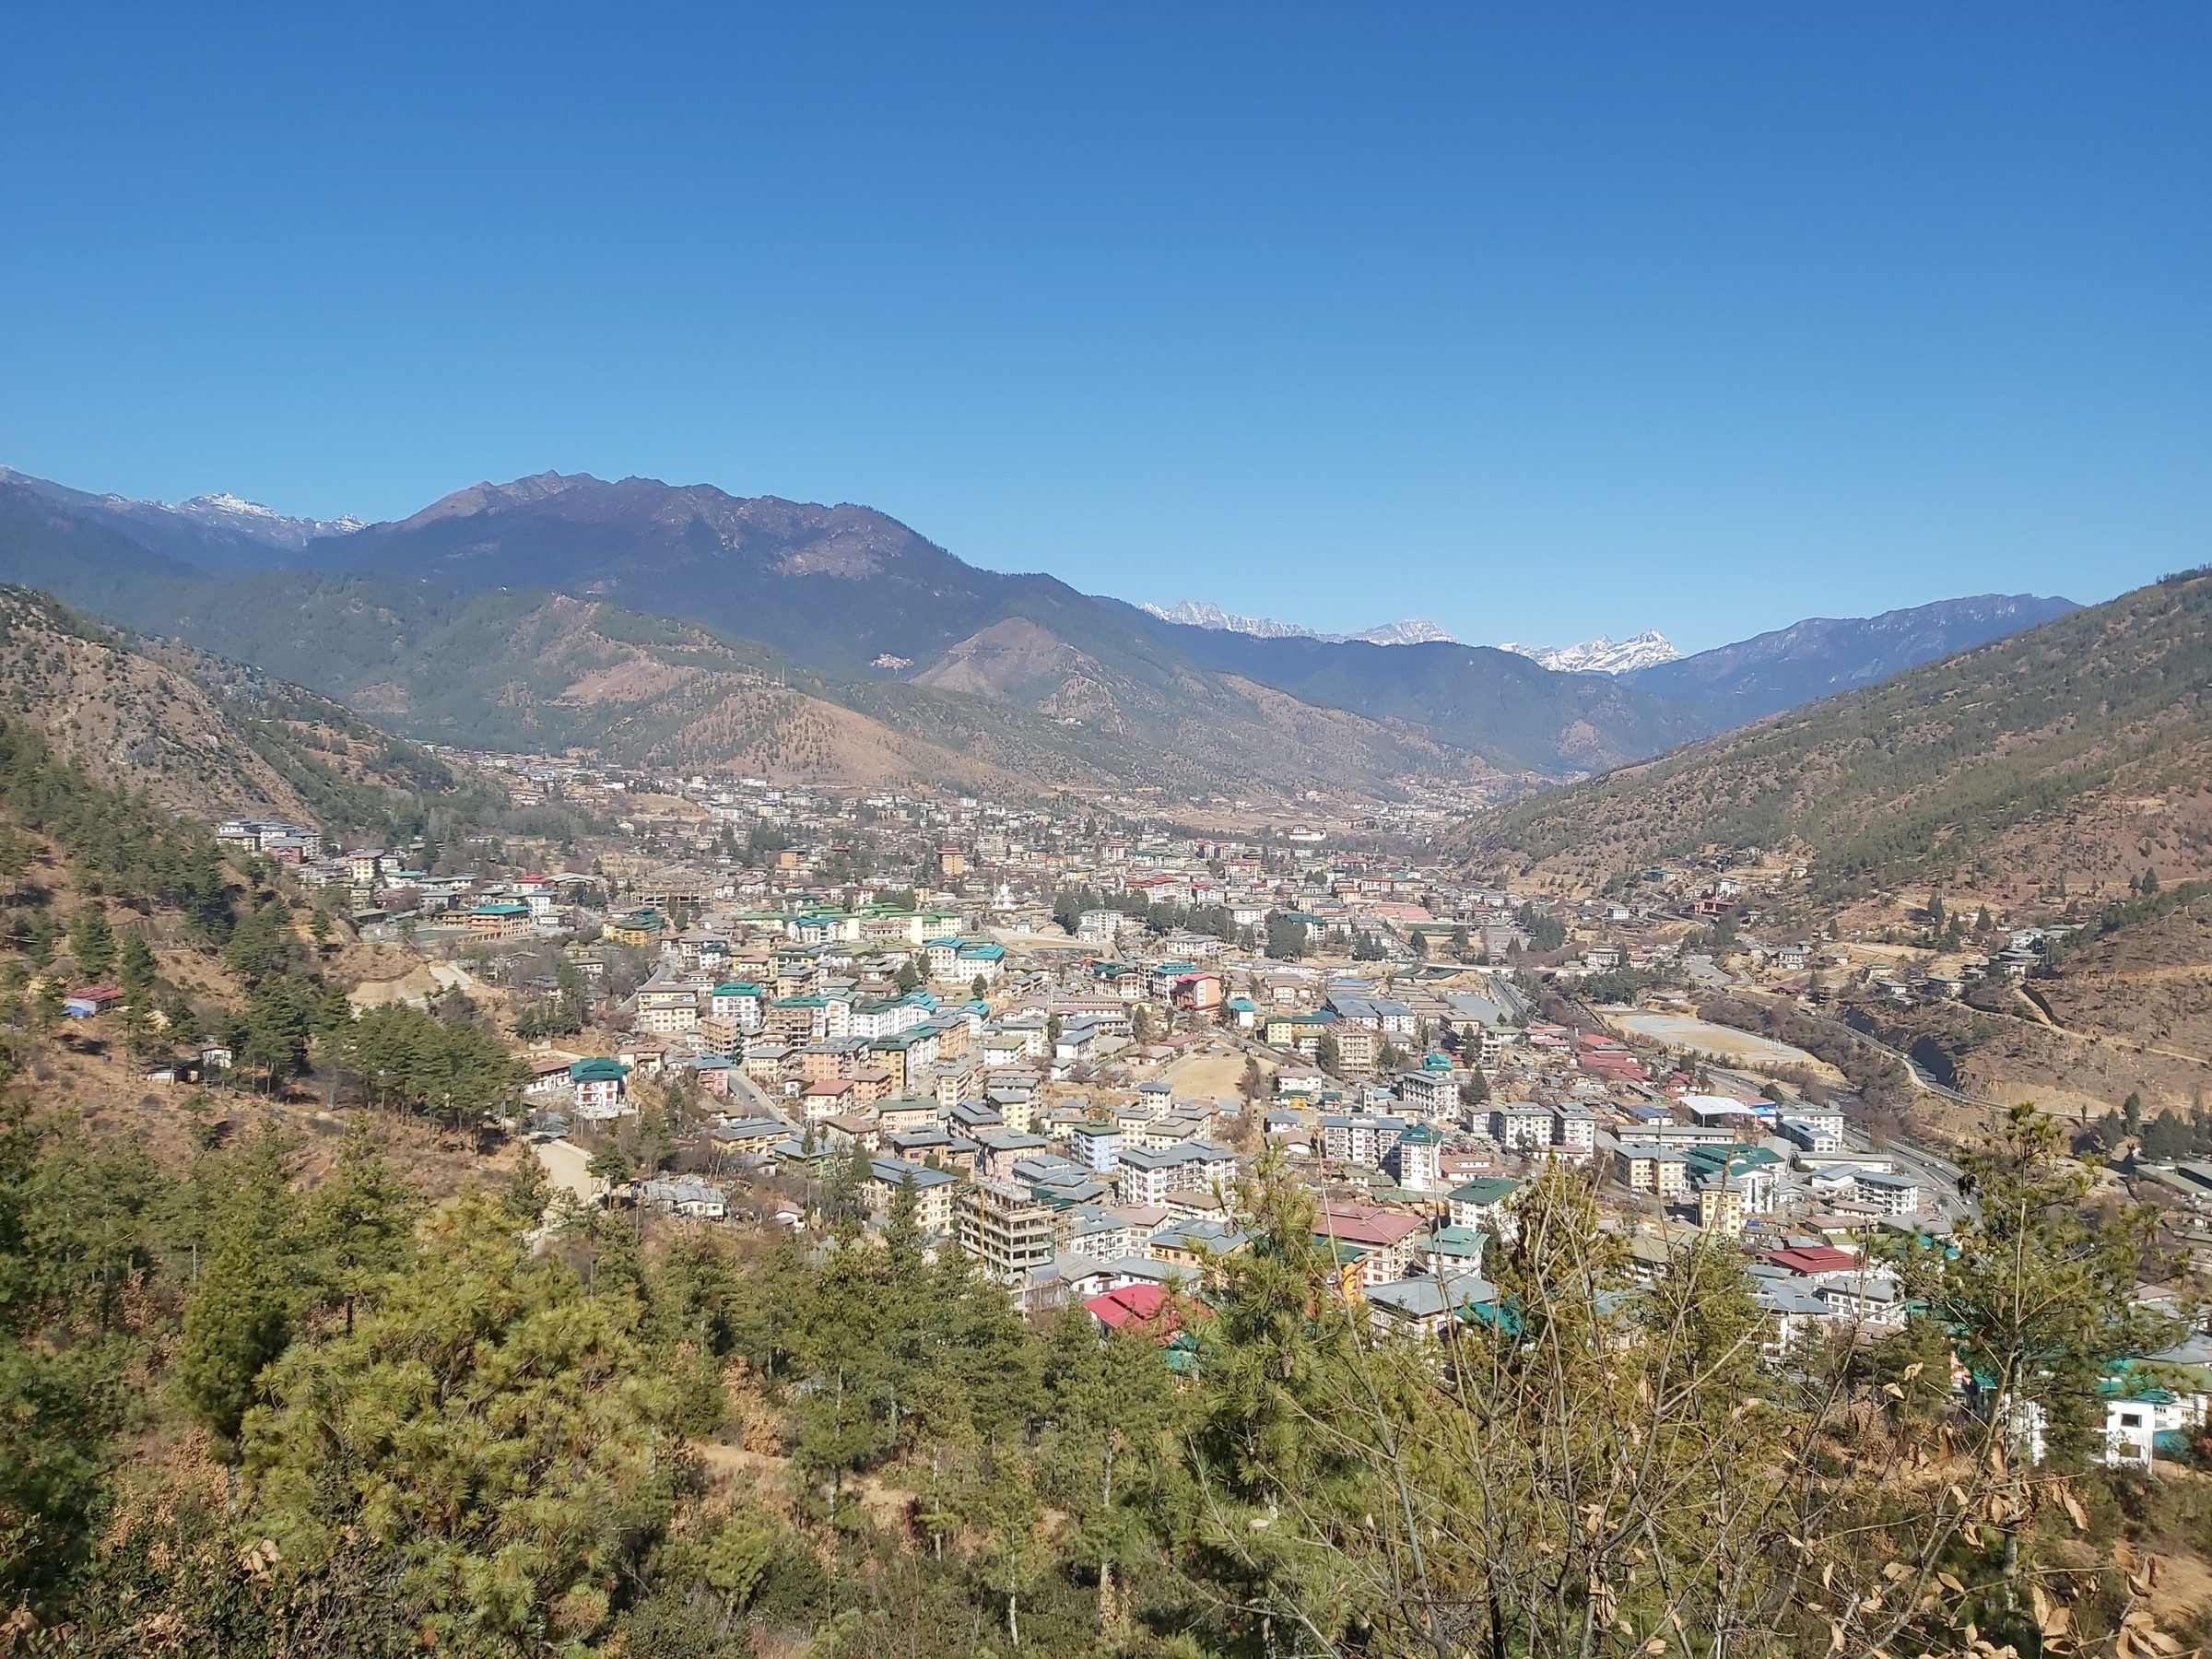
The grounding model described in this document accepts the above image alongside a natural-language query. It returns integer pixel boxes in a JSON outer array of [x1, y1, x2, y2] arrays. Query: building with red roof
[[1764, 1244, 1861, 1278], [1087, 1282, 1179, 1336]]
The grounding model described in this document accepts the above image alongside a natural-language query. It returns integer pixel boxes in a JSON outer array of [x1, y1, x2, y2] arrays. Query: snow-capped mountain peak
[[1350, 618, 1455, 647], [1141, 599, 1457, 647], [1142, 599, 1314, 639], [173, 492, 365, 547], [1498, 629, 1681, 675]]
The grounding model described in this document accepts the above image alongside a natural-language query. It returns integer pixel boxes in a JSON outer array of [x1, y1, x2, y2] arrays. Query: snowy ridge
[[1142, 599, 1456, 647], [1497, 630, 1681, 675], [172, 492, 366, 547]]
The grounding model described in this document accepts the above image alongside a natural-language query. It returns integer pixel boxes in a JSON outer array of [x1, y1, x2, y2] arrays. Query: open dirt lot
[[1160, 1044, 1268, 1099], [1608, 1011, 1842, 1081]]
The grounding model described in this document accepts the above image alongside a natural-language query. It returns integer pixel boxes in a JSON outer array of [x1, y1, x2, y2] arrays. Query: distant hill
[[1139, 599, 1456, 646], [0, 464, 2094, 795], [313, 472, 1639, 776], [1145, 620, 1704, 773], [109, 572, 1506, 795], [1466, 571, 2212, 900], [1618, 594, 2078, 726], [0, 473, 214, 610]]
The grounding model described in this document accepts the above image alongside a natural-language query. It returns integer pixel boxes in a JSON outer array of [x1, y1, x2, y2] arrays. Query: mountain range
[[1139, 600, 1458, 648], [1500, 631, 1683, 675], [0, 465, 2080, 801]]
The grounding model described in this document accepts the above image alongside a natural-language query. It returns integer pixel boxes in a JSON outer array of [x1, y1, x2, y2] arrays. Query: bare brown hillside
[[339, 594, 1036, 789], [1853, 900, 2212, 1117], [0, 586, 320, 820]]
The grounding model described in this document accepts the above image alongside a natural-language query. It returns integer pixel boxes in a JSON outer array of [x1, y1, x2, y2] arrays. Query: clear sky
[[2, 5, 2206, 651]]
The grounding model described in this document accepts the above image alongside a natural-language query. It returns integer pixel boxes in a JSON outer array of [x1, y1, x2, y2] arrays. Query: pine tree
[[67, 906, 115, 982], [588, 1143, 634, 1194], [177, 1136, 303, 1459], [886, 1170, 924, 1261], [500, 1150, 552, 1224], [302, 1126, 420, 1334], [1040, 1302, 1182, 1634], [117, 934, 157, 998], [239, 1195, 681, 1653]]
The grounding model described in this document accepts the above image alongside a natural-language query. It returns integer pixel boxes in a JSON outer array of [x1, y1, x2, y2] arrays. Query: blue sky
[[2, 5, 2206, 652]]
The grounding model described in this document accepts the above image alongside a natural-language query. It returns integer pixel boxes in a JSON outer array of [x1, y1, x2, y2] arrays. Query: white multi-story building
[[851, 997, 930, 1039], [1386, 1123, 1444, 1192], [1116, 1140, 1236, 1207], [1549, 1105, 1598, 1164], [1853, 1171, 1923, 1216], [1781, 1115, 1845, 1155], [1320, 1112, 1407, 1168], [1394, 1069, 1458, 1120], [1070, 1122, 1123, 1173], [1489, 1104, 1553, 1151], [708, 982, 765, 1031], [1445, 1177, 1520, 1239]]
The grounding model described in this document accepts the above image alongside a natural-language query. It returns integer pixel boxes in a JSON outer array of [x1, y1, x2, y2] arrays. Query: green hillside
[[1466, 569, 2212, 898]]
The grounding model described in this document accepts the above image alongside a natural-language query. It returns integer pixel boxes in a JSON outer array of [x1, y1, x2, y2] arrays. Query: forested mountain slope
[[67, 569, 1500, 794], [1466, 569, 2212, 900], [1144, 615, 1703, 771], [0, 521, 1512, 795], [1619, 593, 2080, 727], [0, 466, 335, 576], [0, 584, 494, 837]]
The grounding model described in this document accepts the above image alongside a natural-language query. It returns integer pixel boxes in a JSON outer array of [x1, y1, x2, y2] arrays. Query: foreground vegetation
[[5, 1101, 2207, 1657]]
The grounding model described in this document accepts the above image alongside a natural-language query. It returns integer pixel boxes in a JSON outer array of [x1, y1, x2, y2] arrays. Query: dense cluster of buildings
[[224, 761, 2207, 1472]]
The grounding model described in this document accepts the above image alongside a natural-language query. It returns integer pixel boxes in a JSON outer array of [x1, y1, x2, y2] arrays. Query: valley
[[2, 461, 2207, 1659]]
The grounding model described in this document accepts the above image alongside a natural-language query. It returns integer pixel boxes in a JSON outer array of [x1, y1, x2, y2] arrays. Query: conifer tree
[[67, 906, 114, 982], [240, 1194, 680, 1654], [302, 1126, 419, 1335], [177, 1135, 304, 1460], [117, 934, 156, 998]]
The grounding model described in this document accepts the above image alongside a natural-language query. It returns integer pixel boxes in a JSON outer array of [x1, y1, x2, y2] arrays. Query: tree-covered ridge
[[1469, 569, 2212, 899]]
